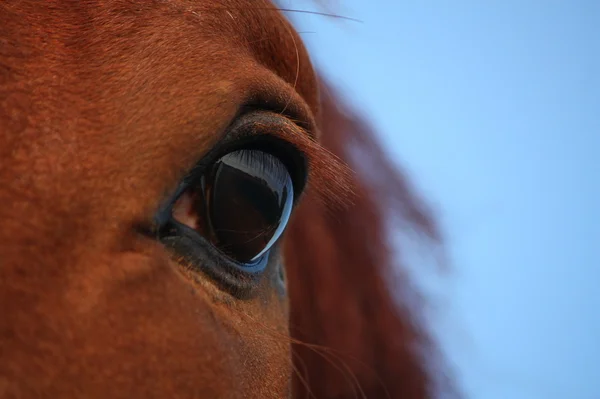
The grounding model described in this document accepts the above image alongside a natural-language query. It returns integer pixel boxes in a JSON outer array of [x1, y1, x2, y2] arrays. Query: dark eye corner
[[151, 127, 308, 298]]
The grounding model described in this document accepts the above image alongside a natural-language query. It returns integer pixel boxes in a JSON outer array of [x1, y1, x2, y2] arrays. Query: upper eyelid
[[239, 80, 317, 138], [243, 103, 314, 133], [207, 110, 312, 168]]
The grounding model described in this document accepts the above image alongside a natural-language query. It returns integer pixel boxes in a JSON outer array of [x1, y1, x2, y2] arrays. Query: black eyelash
[[224, 149, 292, 191]]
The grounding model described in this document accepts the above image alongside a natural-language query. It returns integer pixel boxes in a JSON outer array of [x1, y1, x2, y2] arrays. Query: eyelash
[[152, 115, 308, 298]]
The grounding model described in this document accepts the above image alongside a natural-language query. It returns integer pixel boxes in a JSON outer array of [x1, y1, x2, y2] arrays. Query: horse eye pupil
[[206, 149, 294, 264]]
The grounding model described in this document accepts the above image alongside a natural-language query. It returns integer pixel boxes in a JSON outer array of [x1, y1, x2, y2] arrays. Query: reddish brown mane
[[286, 80, 456, 398]]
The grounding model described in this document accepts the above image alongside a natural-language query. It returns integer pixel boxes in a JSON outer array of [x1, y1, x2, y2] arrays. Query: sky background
[[287, 1, 599, 398]]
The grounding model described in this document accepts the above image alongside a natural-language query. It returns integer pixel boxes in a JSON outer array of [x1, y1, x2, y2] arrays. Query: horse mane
[[284, 79, 457, 398]]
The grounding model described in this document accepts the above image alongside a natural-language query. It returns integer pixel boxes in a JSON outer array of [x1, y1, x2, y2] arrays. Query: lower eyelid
[[160, 223, 271, 299]]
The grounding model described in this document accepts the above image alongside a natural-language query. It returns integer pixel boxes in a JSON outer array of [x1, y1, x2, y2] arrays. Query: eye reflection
[[172, 149, 294, 264]]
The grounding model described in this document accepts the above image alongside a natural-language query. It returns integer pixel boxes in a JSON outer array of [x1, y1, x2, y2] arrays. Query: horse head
[[0, 1, 452, 397]]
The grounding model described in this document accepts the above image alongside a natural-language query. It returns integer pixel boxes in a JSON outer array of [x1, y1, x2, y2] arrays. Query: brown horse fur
[[0, 1, 454, 398]]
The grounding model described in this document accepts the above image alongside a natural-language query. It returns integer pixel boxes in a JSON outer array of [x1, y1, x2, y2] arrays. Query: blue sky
[[288, 1, 599, 398]]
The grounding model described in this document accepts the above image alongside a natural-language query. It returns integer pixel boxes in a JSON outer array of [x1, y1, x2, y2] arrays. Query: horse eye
[[171, 149, 294, 264]]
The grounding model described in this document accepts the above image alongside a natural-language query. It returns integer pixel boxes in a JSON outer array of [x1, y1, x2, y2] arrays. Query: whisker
[[290, 348, 316, 399], [275, 8, 363, 23], [235, 310, 378, 399], [200, 6, 363, 23], [279, 17, 300, 117]]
